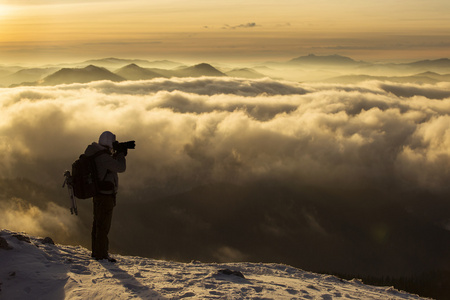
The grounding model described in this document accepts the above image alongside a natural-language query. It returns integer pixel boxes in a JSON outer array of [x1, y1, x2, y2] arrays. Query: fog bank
[[1, 78, 450, 194]]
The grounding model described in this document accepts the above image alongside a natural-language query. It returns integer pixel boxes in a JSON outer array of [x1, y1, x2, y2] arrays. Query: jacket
[[84, 142, 126, 194]]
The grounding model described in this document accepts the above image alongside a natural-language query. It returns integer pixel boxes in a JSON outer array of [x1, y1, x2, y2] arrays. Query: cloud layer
[[1, 78, 450, 195]]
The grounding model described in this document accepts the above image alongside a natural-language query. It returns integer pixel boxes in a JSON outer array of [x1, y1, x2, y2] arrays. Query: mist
[[1, 77, 450, 277]]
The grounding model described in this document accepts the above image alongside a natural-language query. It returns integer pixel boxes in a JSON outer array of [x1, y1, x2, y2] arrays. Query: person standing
[[84, 131, 126, 262]]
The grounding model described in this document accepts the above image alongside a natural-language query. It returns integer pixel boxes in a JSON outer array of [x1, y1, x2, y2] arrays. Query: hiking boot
[[93, 255, 116, 263], [107, 256, 117, 263]]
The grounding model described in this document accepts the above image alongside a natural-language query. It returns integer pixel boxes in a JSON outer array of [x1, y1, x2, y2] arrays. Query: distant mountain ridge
[[2, 55, 450, 86], [116, 63, 226, 80], [13, 63, 229, 86], [115, 64, 163, 80], [40, 65, 124, 85], [407, 58, 450, 68], [174, 63, 226, 77], [225, 68, 267, 79], [289, 54, 365, 66], [0, 67, 58, 87], [325, 71, 450, 84], [82, 58, 184, 69]]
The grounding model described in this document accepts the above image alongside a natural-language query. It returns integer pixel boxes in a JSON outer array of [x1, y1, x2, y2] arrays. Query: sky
[[0, 0, 449, 64]]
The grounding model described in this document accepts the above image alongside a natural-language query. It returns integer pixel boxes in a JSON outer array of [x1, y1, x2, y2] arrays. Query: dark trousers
[[92, 193, 116, 259]]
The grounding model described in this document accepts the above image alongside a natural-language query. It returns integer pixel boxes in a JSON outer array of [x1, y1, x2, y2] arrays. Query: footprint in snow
[[179, 292, 196, 298], [209, 291, 224, 296], [70, 264, 90, 275], [307, 284, 319, 291], [204, 284, 216, 289], [286, 288, 298, 295], [124, 283, 148, 291], [162, 287, 183, 292], [252, 286, 263, 293]]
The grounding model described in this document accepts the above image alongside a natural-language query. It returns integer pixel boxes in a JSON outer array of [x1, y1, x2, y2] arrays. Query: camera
[[113, 140, 135, 155]]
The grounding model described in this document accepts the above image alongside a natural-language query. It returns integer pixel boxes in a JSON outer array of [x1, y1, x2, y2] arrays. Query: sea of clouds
[[1, 77, 450, 193], [1, 77, 450, 255]]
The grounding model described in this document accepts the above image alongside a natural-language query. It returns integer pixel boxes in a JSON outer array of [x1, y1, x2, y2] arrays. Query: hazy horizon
[[0, 0, 449, 65], [1, 53, 450, 69], [1, 53, 450, 89]]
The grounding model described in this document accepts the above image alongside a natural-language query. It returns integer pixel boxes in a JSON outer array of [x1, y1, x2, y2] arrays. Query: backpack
[[71, 150, 109, 199]]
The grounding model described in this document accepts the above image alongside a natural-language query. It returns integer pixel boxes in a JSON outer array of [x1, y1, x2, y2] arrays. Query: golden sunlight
[[0, 4, 13, 18]]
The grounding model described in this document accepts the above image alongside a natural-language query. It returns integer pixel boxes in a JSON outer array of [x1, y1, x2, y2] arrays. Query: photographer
[[84, 131, 131, 262]]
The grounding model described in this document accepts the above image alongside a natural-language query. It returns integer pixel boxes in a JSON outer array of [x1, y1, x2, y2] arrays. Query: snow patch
[[0, 229, 428, 299]]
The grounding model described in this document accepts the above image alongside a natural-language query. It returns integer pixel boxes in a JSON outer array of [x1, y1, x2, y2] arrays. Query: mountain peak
[[0, 229, 422, 300], [84, 64, 104, 71], [176, 63, 226, 77], [289, 54, 361, 66], [115, 64, 164, 80], [119, 63, 142, 70], [408, 58, 450, 68], [40, 65, 124, 85], [194, 63, 215, 69]]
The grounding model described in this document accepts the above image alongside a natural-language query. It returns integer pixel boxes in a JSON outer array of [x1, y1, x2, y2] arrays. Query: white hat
[[98, 131, 116, 148]]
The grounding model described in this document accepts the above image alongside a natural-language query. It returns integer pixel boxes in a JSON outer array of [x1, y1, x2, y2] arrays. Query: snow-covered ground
[[0, 229, 428, 300]]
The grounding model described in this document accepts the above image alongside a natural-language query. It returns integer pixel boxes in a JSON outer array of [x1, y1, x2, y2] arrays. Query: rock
[[218, 269, 245, 279], [0, 236, 12, 250], [12, 234, 31, 243], [190, 260, 202, 264], [41, 237, 55, 245]]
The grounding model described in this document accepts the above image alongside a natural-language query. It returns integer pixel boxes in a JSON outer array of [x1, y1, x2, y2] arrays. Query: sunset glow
[[0, 0, 449, 64]]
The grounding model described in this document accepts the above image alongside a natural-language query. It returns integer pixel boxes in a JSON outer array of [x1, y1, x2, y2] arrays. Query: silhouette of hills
[[11, 63, 227, 86], [115, 64, 166, 80], [40, 65, 125, 85], [289, 54, 365, 66], [115, 63, 226, 81], [278, 55, 450, 78], [288, 55, 450, 70], [325, 72, 450, 84], [0, 65, 43, 86], [82, 58, 184, 69], [144, 60, 185, 69], [0, 67, 58, 87], [407, 58, 450, 69], [4, 55, 450, 86], [356, 59, 450, 75], [225, 68, 268, 79], [415, 71, 450, 81], [0, 68, 15, 80], [0, 65, 22, 75], [174, 63, 227, 77], [83, 58, 151, 68]]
